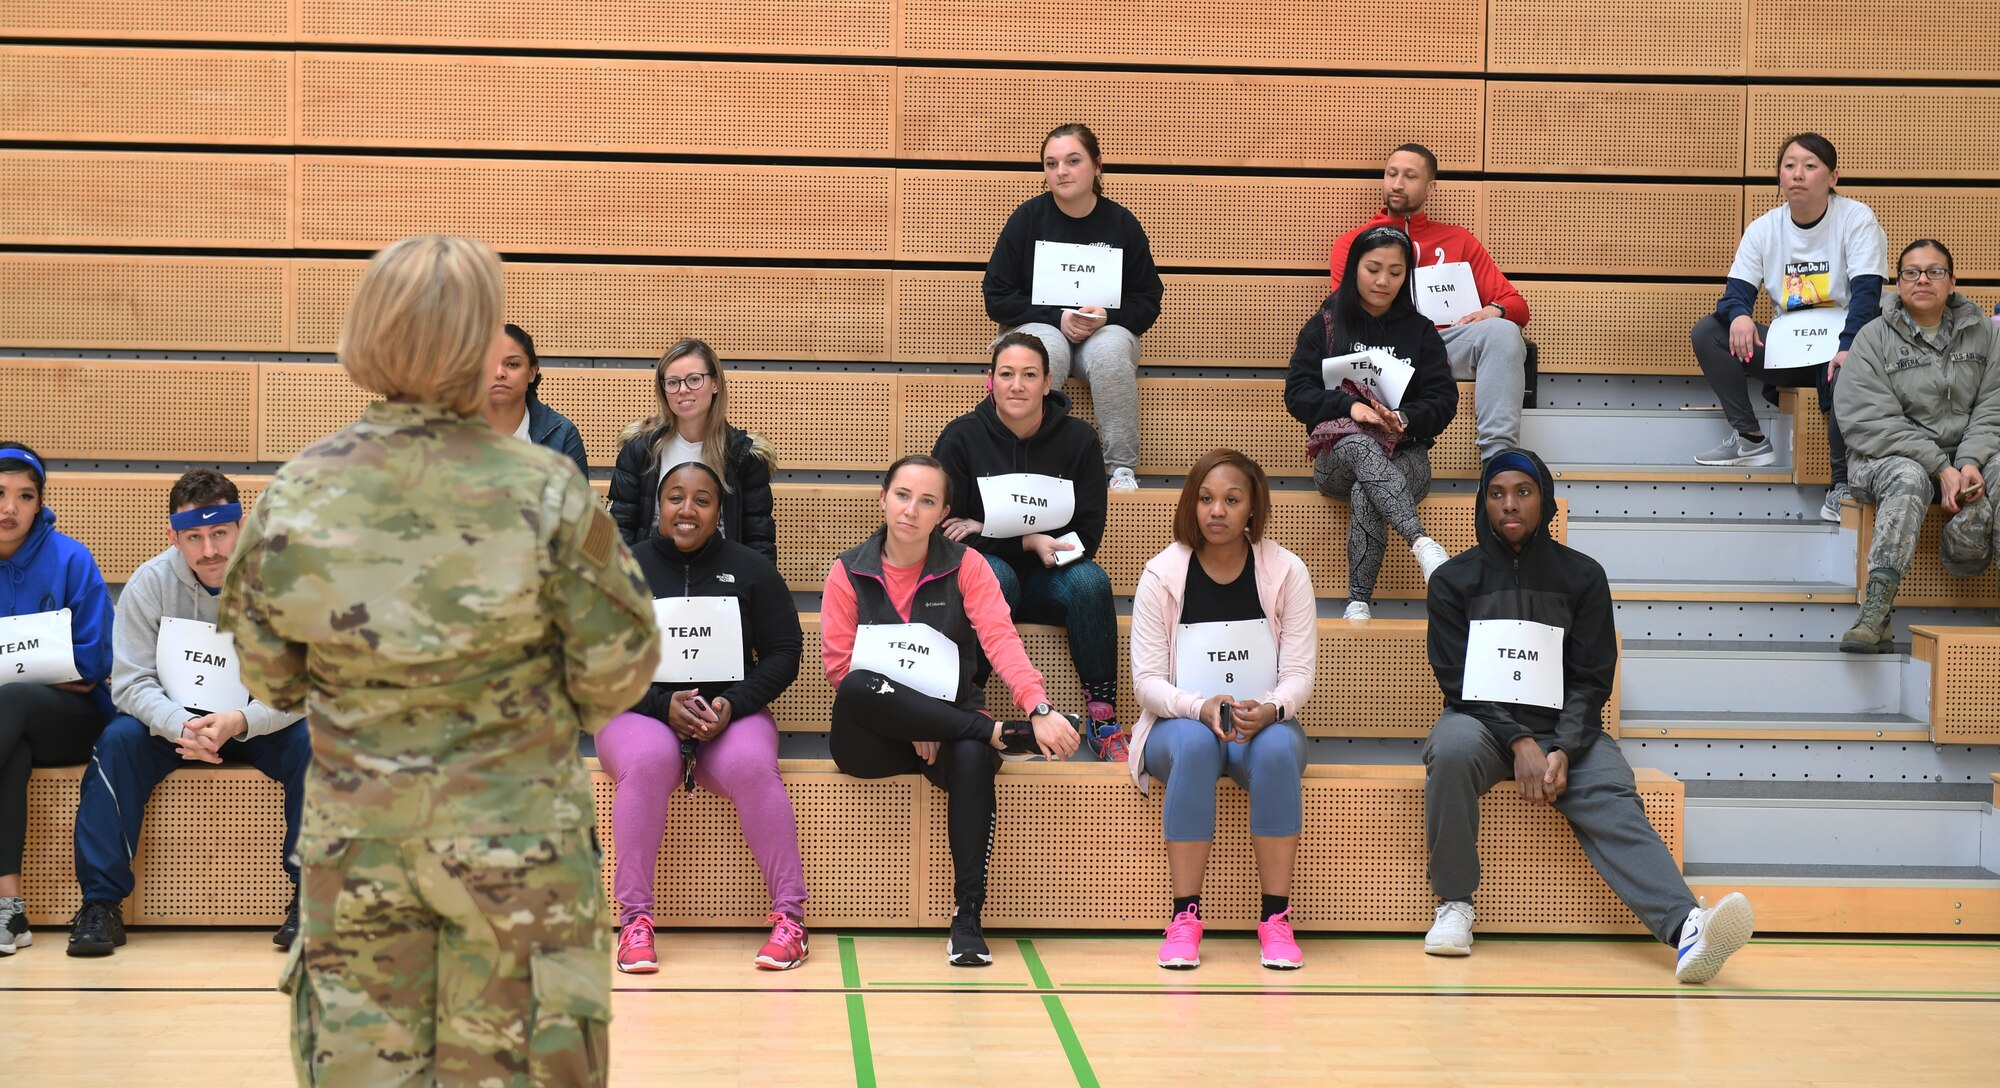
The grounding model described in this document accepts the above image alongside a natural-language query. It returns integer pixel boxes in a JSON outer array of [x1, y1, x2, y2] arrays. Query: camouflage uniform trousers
[[1851, 454, 2000, 579], [280, 827, 610, 1087]]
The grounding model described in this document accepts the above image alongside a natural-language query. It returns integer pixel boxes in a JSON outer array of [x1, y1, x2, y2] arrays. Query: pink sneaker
[[1157, 905, 1203, 969], [1257, 908, 1303, 970], [616, 914, 659, 974], [755, 912, 810, 971]]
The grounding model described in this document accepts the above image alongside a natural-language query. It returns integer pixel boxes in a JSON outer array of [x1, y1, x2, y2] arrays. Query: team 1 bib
[[0, 609, 81, 686], [1412, 259, 1481, 325], [157, 617, 252, 713], [1764, 307, 1847, 370], [652, 596, 746, 684], [976, 473, 1077, 539], [1172, 618, 1279, 699], [1031, 240, 1124, 309], [1461, 619, 1565, 710], [851, 622, 961, 702], [1321, 348, 1415, 409]]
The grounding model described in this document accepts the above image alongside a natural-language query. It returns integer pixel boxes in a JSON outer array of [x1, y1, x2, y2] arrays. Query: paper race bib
[[1412, 258, 1481, 325], [1764, 307, 1846, 370], [652, 596, 746, 684], [976, 473, 1076, 539], [0, 609, 81, 685], [1321, 348, 1415, 409], [1031, 240, 1123, 309], [1461, 619, 1564, 710], [851, 622, 961, 702], [157, 617, 251, 713], [1173, 618, 1279, 699]]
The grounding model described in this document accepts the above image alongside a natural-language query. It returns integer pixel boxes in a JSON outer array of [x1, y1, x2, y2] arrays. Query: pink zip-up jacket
[[1128, 539, 1317, 792]]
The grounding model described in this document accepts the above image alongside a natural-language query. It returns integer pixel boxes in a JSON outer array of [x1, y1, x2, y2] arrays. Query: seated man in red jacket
[[1330, 143, 1529, 463]]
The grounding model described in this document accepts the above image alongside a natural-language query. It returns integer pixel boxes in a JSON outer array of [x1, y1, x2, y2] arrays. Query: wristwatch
[[1033, 702, 1054, 718]]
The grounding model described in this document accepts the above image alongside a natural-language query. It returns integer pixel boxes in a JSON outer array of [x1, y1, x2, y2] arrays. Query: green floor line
[[834, 931, 2000, 949], [838, 937, 876, 1088], [867, 980, 1032, 988], [1019, 939, 1100, 1088], [1056, 981, 2000, 998]]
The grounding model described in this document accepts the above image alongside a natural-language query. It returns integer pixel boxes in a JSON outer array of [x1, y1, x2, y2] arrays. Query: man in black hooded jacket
[[1421, 447, 1753, 984]]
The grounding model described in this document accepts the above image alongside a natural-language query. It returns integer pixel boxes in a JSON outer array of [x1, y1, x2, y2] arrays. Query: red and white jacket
[[1329, 210, 1530, 328]]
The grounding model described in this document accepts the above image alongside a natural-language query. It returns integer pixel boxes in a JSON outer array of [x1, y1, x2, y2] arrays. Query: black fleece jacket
[[930, 390, 1108, 570], [982, 192, 1164, 335], [1283, 294, 1458, 446], [608, 424, 776, 562], [1426, 448, 1617, 756], [629, 529, 802, 724]]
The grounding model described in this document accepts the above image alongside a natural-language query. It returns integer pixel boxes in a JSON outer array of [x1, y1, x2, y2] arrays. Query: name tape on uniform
[[1031, 240, 1123, 309], [652, 596, 746, 684], [1764, 307, 1847, 370], [1461, 619, 1564, 710], [0, 609, 81, 685], [851, 622, 961, 702], [157, 617, 251, 713], [1321, 348, 1414, 409], [1173, 618, 1279, 699], [1412, 258, 1481, 325], [976, 473, 1076, 539]]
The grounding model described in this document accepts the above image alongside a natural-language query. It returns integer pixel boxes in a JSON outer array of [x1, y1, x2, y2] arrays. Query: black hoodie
[[1283, 294, 1458, 446], [630, 528, 802, 724], [1426, 448, 1617, 755], [930, 389, 1109, 571]]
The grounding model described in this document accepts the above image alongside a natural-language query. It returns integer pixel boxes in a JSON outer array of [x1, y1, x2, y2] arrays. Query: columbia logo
[[923, 600, 947, 608]]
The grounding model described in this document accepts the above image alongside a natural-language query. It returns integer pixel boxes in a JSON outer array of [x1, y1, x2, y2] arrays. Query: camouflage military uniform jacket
[[219, 401, 659, 840]]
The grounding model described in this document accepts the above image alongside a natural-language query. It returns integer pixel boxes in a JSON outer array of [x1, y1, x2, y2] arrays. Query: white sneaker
[[1424, 901, 1474, 956], [1674, 892, 1754, 984], [1412, 537, 1450, 582], [1342, 600, 1372, 621], [0, 896, 29, 954], [1820, 483, 1852, 523], [1108, 468, 1139, 492]]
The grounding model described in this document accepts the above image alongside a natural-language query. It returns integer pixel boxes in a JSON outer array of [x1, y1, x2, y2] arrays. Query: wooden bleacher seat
[[1909, 627, 2000, 744], [1841, 502, 2000, 609]]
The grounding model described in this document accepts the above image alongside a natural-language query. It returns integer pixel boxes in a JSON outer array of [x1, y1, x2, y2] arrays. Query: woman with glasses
[[1834, 239, 2000, 651], [610, 339, 777, 561]]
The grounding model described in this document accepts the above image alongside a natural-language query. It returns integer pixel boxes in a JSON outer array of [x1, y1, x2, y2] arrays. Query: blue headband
[[1486, 451, 1539, 483], [170, 502, 243, 531], [0, 447, 45, 483]]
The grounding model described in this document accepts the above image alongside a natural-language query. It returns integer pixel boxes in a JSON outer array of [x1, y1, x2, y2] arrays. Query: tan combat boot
[[1839, 572, 1900, 653]]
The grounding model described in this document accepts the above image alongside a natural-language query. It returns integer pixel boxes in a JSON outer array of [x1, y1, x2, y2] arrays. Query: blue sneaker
[[1675, 893, 1753, 984], [1086, 719, 1128, 762]]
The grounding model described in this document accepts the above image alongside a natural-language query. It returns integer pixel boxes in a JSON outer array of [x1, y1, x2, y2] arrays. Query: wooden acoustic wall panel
[[43, 473, 271, 583], [727, 371, 901, 472], [1525, 281, 1719, 374], [131, 769, 291, 925], [1749, 11, 2000, 79], [297, 156, 894, 259], [1489, 0, 1744, 75], [0, 151, 291, 248], [1908, 627, 2000, 744], [1480, 182, 1741, 277], [1783, 389, 1831, 486], [0, 46, 291, 144], [898, 68, 1483, 170], [896, 171, 1478, 269], [531, 368, 652, 468], [2, 0, 288, 40], [300, 54, 894, 157], [300, 0, 893, 55], [772, 616, 837, 733], [899, 0, 1483, 70], [0, 254, 291, 351], [22, 767, 87, 926], [1484, 83, 1745, 177], [1748, 187, 2000, 279], [1855, 505, 2000, 609], [258, 365, 379, 461], [1747, 87, 2000, 181], [0, 360, 258, 462]]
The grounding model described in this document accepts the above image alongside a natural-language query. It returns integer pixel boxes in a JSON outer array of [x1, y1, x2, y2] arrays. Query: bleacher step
[[1619, 642, 1921, 718], [1520, 407, 1793, 468], [1547, 462, 1794, 484], [1572, 517, 1853, 585], [1610, 578, 1856, 603], [1619, 709, 1929, 741], [1684, 783, 1994, 868]]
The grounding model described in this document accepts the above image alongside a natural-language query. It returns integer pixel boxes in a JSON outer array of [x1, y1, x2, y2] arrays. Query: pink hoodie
[[1128, 539, 1318, 792]]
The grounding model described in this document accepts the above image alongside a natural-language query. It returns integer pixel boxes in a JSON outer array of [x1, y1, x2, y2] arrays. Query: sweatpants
[[1422, 711, 1696, 945], [1692, 312, 1849, 485], [829, 671, 1001, 906], [1437, 319, 1527, 462], [74, 713, 311, 903], [982, 554, 1119, 711], [1313, 434, 1432, 603], [1144, 716, 1307, 842], [595, 709, 807, 925], [0, 683, 108, 877], [1006, 322, 1141, 473]]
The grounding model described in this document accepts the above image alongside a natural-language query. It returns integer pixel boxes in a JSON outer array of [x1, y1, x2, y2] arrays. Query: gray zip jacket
[[111, 547, 302, 740], [1836, 292, 2000, 476]]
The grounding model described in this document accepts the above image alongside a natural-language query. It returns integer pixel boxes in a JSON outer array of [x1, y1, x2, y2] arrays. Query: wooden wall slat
[[1480, 182, 1742, 276], [1747, 87, 2000, 182], [1489, 0, 1745, 75], [0, 255, 292, 351], [297, 0, 895, 56], [0, 360, 260, 462], [0, 151, 292, 248], [2, 0, 289, 40], [1748, 9, 2000, 79], [0, 46, 292, 144], [1745, 186, 2000, 279], [1485, 82, 1745, 176]]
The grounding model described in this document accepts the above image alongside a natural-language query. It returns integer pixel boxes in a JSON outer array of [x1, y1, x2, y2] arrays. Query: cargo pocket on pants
[[529, 945, 612, 1087], [277, 938, 322, 1086]]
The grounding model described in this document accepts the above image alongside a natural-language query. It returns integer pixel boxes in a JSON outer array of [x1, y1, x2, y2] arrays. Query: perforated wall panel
[[725, 371, 901, 472], [1489, 0, 1744, 74], [23, 768, 87, 926], [1481, 182, 1741, 276], [0, 151, 290, 247], [1749, 11, 2000, 79], [1746, 87, 2000, 181], [0, 255, 290, 351], [4, 0, 288, 40], [1485, 83, 1745, 176], [1785, 389, 1832, 487], [0, 46, 291, 144], [0, 360, 258, 461], [1524, 281, 1719, 374], [258, 364, 381, 460], [299, 0, 895, 55], [131, 770, 291, 925], [1859, 505, 2000, 609], [529, 369, 653, 468], [43, 473, 271, 583], [1920, 630, 2000, 744]]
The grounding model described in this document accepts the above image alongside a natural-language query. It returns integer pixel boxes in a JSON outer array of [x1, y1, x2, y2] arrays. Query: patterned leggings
[[1313, 434, 1432, 603]]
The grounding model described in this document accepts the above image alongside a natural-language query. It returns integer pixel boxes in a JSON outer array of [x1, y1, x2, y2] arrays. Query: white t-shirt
[[511, 411, 532, 441], [1727, 194, 1887, 314], [657, 433, 704, 474]]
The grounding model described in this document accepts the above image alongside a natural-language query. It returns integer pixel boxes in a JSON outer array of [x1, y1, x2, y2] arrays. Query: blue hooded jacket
[[1, 506, 115, 715]]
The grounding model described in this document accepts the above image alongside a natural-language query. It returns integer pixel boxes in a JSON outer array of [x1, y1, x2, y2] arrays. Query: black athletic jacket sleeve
[[1285, 300, 1458, 445]]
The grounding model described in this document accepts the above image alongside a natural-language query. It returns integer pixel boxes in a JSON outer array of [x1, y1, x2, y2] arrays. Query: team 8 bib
[[1173, 618, 1279, 699], [0, 609, 80, 685], [1461, 619, 1565, 710], [157, 617, 251, 713], [652, 596, 746, 684], [851, 622, 961, 702], [976, 474, 1076, 539]]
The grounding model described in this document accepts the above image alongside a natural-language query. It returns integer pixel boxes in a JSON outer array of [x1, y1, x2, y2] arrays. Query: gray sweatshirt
[[1837, 293, 2000, 476], [110, 547, 302, 740]]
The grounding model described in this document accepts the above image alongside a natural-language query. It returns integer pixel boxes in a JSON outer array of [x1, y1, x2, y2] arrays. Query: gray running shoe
[[1695, 432, 1776, 467]]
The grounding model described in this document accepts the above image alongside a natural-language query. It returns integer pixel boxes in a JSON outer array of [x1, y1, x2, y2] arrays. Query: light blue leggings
[[1144, 716, 1307, 842]]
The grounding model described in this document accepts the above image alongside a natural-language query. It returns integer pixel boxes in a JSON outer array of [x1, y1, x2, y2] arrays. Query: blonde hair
[[339, 235, 505, 415], [621, 338, 774, 492]]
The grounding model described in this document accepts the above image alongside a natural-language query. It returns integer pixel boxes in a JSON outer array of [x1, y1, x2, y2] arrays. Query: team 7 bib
[[976, 473, 1076, 539], [652, 596, 746, 684], [157, 617, 251, 713], [1173, 618, 1279, 699], [1412, 259, 1481, 325], [1764, 307, 1847, 370], [1031, 240, 1124, 309], [1461, 619, 1565, 710], [1321, 348, 1415, 409], [0, 609, 81, 685], [851, 622, 961, 702]]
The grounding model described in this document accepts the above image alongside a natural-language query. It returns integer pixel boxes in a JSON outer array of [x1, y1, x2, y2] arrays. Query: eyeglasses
[[1898, 267, 1952, 282], [661, 372, 712, 393]]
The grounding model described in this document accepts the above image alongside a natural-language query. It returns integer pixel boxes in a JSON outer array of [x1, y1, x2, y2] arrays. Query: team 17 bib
[[976, 473, 1077, 539], [1461, 619, 1565, 710], [1172, 618, 1279, 700], [157, 617, 251, 713], [850, 622, 961, 702], [652, 596, 746, 684], [0, 609, 81, 686]]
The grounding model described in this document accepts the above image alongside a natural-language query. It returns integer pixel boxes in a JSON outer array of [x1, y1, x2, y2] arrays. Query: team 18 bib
[[157, 617, 251, 713], [652, 596, 746, 684], [851, 622, 961, 702], [1321, 348, 1415, 409], [0, 609, 81, 686], [976, 473, 1077, 539], [1461, 619, 1565, 710], [1172, 618, 1279, 699]]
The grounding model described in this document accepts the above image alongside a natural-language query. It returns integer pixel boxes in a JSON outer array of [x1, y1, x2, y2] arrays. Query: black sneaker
[[273, 888, 301, 951], [66, 899, 126, 958], [946, 902, 992, 967]]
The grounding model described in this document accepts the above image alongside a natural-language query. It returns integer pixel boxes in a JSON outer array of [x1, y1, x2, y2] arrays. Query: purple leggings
[[596, 709, 807, 925]]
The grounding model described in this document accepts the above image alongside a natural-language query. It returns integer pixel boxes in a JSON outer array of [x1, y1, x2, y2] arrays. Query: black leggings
[[1, 682, 110, 877], [829, 671, 1002, 906]]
